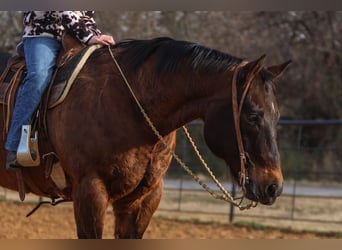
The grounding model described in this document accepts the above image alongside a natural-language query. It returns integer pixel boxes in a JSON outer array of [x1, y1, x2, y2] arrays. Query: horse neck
[[140, 69, 234, 134]]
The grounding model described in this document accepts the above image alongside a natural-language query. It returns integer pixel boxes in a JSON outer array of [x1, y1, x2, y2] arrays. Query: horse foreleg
[[72, 176, 109, 239], [113, 181, 163, 239]]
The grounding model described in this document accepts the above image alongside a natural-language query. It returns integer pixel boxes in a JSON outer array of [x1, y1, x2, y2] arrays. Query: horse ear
[[267, 60, 292, 79], [243, 54, 266, 78]]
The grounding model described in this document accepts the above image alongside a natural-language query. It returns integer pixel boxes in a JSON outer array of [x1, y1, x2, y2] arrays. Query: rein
[[108, 47, 257, 210]]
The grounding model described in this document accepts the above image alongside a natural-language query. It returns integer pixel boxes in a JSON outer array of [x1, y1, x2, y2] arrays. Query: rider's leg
[[5, 37, 61, 169]]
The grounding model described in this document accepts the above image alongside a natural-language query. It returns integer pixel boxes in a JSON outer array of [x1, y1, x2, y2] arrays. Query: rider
[[5, 11, 115, 170]]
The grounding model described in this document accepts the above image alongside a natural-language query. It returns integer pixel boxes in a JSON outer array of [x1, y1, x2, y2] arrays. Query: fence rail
[[0, 120, 341, 232]]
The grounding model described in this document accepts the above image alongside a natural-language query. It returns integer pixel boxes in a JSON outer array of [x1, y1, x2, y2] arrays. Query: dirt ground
[[0, 201, 340, 239]]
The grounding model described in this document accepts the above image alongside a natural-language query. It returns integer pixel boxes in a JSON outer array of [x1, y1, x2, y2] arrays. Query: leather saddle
[[0, 35, 103, 201], [0, 34, 102, 166], [0, 34, 102, 130]]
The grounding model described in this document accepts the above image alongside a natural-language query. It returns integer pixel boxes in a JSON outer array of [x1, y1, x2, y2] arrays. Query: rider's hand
[[88, 34, 115, 46]]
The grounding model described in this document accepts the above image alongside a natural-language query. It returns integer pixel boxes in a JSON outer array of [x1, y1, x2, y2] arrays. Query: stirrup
[[16, 125, 40, 167]]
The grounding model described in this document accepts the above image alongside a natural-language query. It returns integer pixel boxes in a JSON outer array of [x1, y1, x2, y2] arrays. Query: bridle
[[231, 62, 257, 190]]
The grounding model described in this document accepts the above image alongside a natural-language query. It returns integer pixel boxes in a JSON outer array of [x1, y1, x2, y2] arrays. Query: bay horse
[[0, 37, 290, 238]]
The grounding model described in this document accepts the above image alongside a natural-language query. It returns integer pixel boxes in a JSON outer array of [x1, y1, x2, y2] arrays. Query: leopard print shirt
[[23, 11, 102, 44]]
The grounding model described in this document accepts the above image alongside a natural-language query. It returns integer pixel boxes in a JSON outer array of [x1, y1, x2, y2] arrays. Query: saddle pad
[[48, 44, 102, 109]]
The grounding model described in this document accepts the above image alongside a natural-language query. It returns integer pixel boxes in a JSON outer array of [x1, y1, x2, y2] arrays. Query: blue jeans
[[5, 37, 61, 152]]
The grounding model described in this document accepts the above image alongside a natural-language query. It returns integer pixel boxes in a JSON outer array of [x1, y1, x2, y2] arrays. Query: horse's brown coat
[[0, 38, 290, 238]]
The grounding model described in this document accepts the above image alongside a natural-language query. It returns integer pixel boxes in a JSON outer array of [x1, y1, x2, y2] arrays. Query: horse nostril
[[265, 183, 278, 197]]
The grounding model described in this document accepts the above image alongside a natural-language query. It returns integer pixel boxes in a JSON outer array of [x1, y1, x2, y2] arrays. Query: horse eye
[[247, 112, 261, 124]]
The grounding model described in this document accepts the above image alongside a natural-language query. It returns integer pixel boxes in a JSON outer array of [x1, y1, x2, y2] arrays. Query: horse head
[[203, 55, 291, 205]]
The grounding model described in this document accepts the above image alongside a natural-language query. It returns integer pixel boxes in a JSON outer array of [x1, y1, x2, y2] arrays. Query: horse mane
[[116, 37, 243, 75]]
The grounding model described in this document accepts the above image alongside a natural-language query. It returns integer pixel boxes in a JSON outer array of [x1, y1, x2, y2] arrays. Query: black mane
[[117, 37, 243, 75]]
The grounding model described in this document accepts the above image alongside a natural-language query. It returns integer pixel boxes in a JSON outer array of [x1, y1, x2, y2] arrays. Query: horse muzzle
[[244, 167, 283, 205]]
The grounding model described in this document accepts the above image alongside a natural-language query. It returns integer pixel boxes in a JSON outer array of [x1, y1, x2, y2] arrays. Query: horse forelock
[[117, 37, 243, 75]]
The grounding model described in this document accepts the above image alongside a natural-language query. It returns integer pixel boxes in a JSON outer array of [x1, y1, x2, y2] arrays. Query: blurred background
[[0, 11, 341, 235]]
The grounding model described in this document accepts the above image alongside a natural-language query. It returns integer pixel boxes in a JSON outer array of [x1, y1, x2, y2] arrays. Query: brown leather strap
[[15, 170, 26, 201], [231, 62, 256, 189]]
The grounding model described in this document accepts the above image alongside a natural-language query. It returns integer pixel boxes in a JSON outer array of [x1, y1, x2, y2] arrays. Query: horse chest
[[108, 140, 174, 198]]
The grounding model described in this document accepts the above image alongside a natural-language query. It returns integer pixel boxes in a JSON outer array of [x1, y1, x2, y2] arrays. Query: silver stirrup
[[17, 125, 40, 167]]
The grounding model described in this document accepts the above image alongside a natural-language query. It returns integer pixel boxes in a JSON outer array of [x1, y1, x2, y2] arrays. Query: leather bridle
[[231, 62, 258, 191]]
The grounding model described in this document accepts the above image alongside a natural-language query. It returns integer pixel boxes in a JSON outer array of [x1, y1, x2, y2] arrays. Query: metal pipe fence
[[160, 120, 342, 228], [0, 119, 341, 231]]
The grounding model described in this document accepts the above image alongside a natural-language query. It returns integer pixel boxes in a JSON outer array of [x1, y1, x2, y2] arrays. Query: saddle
[[0, 34, 102, 167], [0, 34, 103, 201]]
